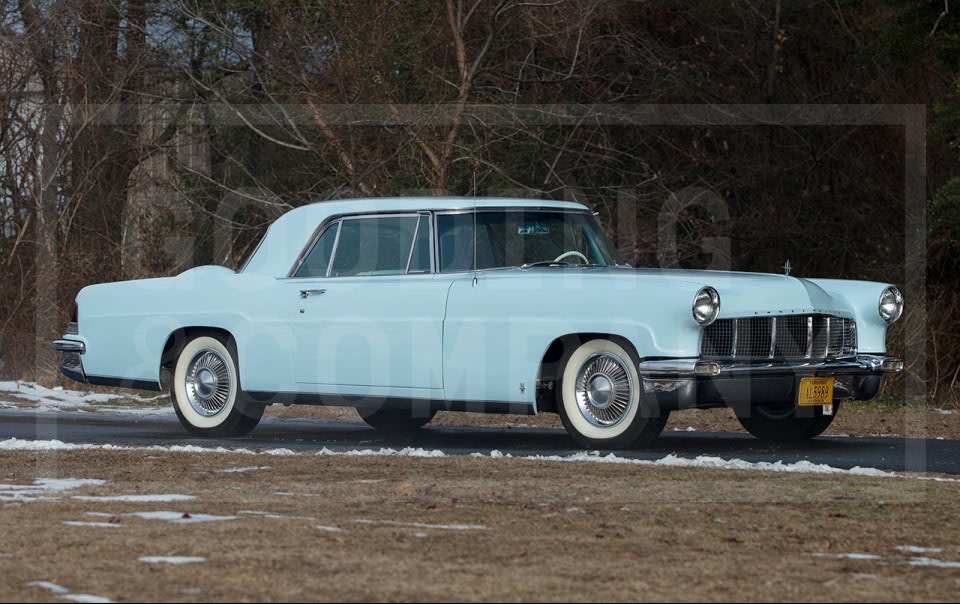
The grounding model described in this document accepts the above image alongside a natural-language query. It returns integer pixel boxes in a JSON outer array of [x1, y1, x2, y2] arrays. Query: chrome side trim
[[52, 339, 85, 353]]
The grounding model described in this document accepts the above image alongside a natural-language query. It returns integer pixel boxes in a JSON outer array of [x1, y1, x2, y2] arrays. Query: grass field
[[1, 447, 958, 602]]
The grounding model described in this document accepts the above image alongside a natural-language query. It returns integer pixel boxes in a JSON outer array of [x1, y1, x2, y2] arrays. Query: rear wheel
[[557, 339, 669, 449], [358, 407, 436, 434], [737, 402, 839, 442], [170, 333, 264, 437]]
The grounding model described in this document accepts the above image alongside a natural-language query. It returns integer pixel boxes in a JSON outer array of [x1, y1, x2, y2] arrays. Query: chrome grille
[[701, 314, 856, 360]]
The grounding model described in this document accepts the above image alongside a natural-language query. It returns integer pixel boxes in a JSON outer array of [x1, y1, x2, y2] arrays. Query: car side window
[[294, 220, 340, 278], [330, 215, 419, 277]]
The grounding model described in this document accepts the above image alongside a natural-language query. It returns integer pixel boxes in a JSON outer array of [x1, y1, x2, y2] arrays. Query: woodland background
[[1, 0, 958, 402]]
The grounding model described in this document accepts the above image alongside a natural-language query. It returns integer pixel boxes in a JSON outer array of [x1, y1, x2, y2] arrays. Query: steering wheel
[[553, 250, 589, 264]]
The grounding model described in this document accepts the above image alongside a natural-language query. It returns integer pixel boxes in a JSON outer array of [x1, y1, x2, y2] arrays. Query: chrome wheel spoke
[[184, 349, 232, 417], [574, 352, 634, 428]]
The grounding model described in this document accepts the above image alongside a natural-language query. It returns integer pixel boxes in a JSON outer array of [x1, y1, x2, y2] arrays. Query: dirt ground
[[1, 448, 958, 602]]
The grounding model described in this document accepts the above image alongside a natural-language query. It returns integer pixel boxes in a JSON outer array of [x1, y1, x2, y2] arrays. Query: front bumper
[[637, 354, 903, 410]]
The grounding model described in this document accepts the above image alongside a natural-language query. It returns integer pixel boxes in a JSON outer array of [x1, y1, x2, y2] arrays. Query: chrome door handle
[[299, 289, 326, 299]]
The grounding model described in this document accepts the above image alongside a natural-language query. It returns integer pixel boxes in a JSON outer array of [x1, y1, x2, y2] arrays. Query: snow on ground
[[27, 581, 113, 603], [896, 545, 943, 554], [62, 521, 124, 528], [214, 466, 272, 473], [238, 510, 315, 521], [353, 519, 488, 531], [125, 511, 236, 523], [0, 437, 954, 482], [907, 557, 960, 568], [0, 381, 168, 414], [0, 478, 106, 503], [812, 552, 883, 560], [138, 556, 205, 565]]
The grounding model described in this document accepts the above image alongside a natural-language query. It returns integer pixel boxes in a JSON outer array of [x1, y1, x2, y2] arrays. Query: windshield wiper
[[519, 260, 572, 269], [519, 261, 609, 269]]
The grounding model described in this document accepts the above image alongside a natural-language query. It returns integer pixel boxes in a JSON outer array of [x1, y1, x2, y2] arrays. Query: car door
[[288, 212, 448, 391]]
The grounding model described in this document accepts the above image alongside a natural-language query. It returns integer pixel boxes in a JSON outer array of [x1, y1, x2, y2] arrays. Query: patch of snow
[[28, 581, 69, 594], [126, 511, 236, 524], [811, 552, 882, 560], [73, 494, 195, 503], [565, 506, 584, 513], [315, 524, 344, 533], [353, 519, 487, 531], [62, 595, 113, 604], [62, 521, 123, 528], [896, 545, 943, 554], [934, 409, 955, 415], [214, 466, 271, 474], [264, 448, 297, 456], [138, 556, 205, 565], [518, 451, 900, 478], [671, 427, 697, 432], [237, 510, 314, 521], [27, 581, 112, 603], [907, 557, 960, 568], [0, 478, 105, 502], [315, 446, 447, 458]]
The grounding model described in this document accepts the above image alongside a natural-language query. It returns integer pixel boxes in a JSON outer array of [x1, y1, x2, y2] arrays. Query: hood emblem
[[783, 260, 792, 276]]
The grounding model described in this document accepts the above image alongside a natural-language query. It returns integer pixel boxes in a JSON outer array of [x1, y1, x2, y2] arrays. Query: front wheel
[[557, 339, 669, 449], [170, 333, 264, 437], [737, 402, 839, 442]]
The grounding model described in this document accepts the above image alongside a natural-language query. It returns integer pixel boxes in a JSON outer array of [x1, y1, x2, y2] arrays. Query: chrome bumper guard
[[52, 338, 86, 383], [638, 355, 904, 379], [51, 339, 85, 353]]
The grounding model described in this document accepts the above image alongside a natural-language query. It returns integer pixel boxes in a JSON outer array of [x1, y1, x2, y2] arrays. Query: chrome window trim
[[288, 211, 431, 279], [289, 206, 596, 278], [405, 215, 421, 274], [405, 211, 434, 275]]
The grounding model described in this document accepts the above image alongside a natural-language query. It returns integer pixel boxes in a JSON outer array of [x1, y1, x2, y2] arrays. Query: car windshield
[[437, 210, 620, 272]]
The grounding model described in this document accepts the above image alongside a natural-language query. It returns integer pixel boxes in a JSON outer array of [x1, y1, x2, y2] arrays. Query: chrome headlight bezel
[[693, 287, 721, 326], [878, 286, 904, 324]]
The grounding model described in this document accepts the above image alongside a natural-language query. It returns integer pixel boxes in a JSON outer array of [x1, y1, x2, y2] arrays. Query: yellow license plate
[[797, 377, 834, 406]]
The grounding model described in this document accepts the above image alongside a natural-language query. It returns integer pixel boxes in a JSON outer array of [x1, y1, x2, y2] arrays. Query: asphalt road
[[0, 409, 956, 475]]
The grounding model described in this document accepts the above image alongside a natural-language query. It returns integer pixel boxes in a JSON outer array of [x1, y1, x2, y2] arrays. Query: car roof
[[242, 197, 590, 277]]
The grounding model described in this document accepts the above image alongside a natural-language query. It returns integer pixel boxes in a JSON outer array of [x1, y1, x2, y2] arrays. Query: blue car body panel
[[64, 197, 896, 412]]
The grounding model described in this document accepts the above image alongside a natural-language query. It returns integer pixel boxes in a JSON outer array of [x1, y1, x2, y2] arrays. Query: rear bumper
[[638, 355, 902, 410], [51, 337, 161, 391]]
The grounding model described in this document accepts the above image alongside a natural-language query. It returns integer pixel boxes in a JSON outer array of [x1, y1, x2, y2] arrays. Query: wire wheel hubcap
[[184, 349, 232, 417], [575, 352, 633, 427]]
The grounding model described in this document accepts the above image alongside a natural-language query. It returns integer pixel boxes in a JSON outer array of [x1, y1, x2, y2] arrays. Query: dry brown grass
[[0, 448, 958, 602]]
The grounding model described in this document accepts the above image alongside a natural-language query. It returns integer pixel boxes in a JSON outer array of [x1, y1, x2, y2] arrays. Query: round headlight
[[693, 287, 720, 326], [879, 286, 903, 324]]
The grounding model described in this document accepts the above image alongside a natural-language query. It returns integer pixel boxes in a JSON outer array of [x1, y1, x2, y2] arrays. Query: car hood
[[508, 266, 853, 318]]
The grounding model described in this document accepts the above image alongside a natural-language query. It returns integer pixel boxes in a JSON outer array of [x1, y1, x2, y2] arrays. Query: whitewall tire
[[557, 339, 668, 449], [170, 333, 263, 437]]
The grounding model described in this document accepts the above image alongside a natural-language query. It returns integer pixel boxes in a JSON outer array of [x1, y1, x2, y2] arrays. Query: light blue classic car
[[52, 197, 904, 448]]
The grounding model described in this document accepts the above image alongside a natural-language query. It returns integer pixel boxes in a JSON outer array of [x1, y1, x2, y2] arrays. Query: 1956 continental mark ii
[[52, 197, 904, 449]]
